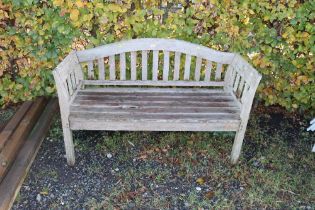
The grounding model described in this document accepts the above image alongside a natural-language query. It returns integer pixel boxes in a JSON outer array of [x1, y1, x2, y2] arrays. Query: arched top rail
[[76, 38, 235, 64]]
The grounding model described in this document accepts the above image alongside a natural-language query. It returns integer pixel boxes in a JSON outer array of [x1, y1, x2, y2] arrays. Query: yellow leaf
[[53, 0, 64, 7], [196, 177, 205, 185], [75, 1, 84, 8], [70, 9, 79, 21]]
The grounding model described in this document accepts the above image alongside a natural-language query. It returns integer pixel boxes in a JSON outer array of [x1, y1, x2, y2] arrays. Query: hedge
[[0, 0, 314, 112]]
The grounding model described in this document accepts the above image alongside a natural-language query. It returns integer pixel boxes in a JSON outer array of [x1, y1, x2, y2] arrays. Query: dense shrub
[[0, 0, 314, 112]]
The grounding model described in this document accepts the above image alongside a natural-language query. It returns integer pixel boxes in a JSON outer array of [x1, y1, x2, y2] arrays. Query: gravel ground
[[11, 106, 315, 209]]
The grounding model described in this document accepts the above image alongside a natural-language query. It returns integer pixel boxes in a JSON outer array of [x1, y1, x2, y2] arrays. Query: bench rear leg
[[231, 122, 247, 164], [62, 125, 75, 166]]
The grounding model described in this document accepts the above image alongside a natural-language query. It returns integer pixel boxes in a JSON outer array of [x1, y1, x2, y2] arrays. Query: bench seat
[[69, 88, 240, 131]]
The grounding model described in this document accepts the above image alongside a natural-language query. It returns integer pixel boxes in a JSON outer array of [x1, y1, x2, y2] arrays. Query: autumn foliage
[[0, 0, 314, 112]]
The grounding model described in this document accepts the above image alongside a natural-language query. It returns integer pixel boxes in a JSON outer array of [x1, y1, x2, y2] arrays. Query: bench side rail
[[224, 54, 262, 119], [75, 38, 235, 87], [52, 51, 83, 111]]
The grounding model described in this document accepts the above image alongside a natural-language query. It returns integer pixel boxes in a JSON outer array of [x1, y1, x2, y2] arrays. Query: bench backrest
[[53, 38, 262, 115], [75, 38, 235, 87]]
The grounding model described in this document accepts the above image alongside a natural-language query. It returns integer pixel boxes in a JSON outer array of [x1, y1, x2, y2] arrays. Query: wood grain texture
[[173, 52, 181, 80], [76, 38, 235, 64], [82, 80, 225, 87], [97, 58, 105, 80], [109, 55, 116, 80], [0, 97, 47, 182], [0, 98, 58, 210], [204, 60, 212, 82], [87, 61, 94, 79], [0, 101, 33, 151], [141, 50, 148, 80], [163, 51, 170, 81], [130, 51, 137, 80], [215, 63, 223, 81], [184, 54, 191, 80], [195, 57, 202, 81], [152, 50, 159, 81], [120, 53, 126, 80]]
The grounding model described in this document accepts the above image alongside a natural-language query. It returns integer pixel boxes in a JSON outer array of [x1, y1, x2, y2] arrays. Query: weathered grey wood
[[184, 54, 191, 80], [109, 55, 115, 80], [82, 80, 225, 87], [75, 95, 234, 102], [77, 92, 233, 98], [173, 52, 181, 80], [76, 38, 235, 64], [204, 60, 212, 81], [87, 61, 94, 79], [141, 50, 148, 80], [73, 100, 238, 108], [131, 51, 137, 80], [97, 58, 105, 80], [237, 77, 245, 97], [71, 121, 240, 131], [152, 50, 159, 81], [215, 63, 223, 81], [78, 87, 226, 94], [195, 57, 202, 81], [71, 106, 239, 115], [53, 39, 262, 166], [120, 53, 126, 80], [163, 51, 170, 81]]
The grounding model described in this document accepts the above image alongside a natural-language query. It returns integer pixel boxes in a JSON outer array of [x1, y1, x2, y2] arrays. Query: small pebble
[[36, 194, 41, 202], [115, 168, 119, 171], [196, 187, 202, 191], [106, 153, 112, 159]]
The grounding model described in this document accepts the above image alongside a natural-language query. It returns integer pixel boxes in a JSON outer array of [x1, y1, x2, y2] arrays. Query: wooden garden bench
[[53, 38, 261, 166]]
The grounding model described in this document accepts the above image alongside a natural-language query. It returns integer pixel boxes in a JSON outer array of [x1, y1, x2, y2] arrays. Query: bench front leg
[[61, 123, 75, 165], [231, 121, 248, 164]]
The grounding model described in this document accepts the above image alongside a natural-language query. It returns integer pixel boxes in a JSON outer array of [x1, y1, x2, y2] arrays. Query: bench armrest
[[52, 51, 83, 111], [224, 54, 262, 120]]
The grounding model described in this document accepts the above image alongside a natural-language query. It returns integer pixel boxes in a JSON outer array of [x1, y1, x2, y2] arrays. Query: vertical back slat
[[215, 63, 223, 80], [163, 51, 170, 81], [130, 51, 137, 80], [152, 50, 159, 81], [109, 55, 115, 80], [237, 77, 245, 96], [119, 53, 126, 80], [142, 50, 148, 80], [97, 58, 105, 80], [87, 61, 94, 79], [241, 83, 250, 103], [173, 52, 181, 80], [204, 60, 212, 81], [194, 57, 202, 81], [184, 54, 191, 80]]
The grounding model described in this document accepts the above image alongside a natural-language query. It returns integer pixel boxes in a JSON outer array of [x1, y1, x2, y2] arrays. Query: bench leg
[[62, 126, 75, 166], [231, 123, 247, 164]]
